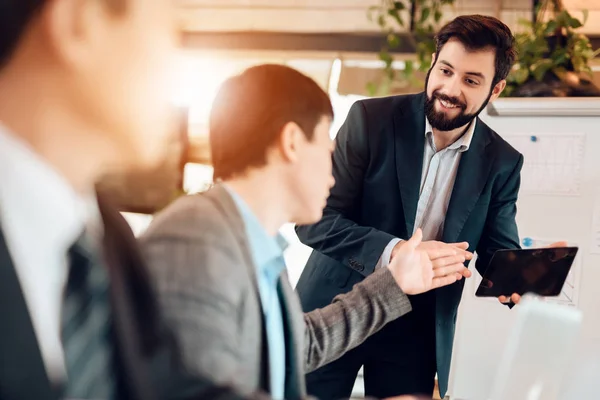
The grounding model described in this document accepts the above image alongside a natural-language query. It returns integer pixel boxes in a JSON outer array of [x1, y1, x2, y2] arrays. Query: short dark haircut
[[0, 0, 125, 69], [0, 1, 44, 67], [210, 64, 334, 181], [434, 14, 517, 86]]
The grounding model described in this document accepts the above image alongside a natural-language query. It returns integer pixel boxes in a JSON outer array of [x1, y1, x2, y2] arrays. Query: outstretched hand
[[387, 229, 471, 295]]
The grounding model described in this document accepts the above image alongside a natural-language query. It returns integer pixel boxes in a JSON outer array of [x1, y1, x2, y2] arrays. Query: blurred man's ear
[[278, 121, 303, 164], [43, 0, 111, 70]]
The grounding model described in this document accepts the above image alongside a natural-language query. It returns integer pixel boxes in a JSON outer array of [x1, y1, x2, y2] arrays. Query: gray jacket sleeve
[[141, 233, 246, 386], [303, 267, 412, 372]]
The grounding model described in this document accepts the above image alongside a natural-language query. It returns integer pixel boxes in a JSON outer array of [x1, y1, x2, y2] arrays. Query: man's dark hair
[[0, 1, 45, 67], [434, 14, 517, 86], [0, 0, 125, 68], [210, 64, 334, 181]]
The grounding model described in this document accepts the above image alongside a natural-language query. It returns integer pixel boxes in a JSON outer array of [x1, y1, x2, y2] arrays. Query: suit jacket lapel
[[442, 119, 493, 243], [277, 273, 305, 400], [0, 228, 59, 400], [206, 184, 271, 393], [206, 185, 260, 288], [393, 93, 426, 236], [97, 197, 159, 400]]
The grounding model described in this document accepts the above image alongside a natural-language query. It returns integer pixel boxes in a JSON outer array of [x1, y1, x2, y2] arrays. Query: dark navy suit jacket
[[295, 92, 523, 397]]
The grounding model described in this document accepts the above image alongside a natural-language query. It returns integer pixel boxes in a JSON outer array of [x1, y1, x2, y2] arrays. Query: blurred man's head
[[424, 15, 517, 132], [0, 0, 179, 174], [210, 64, 335, 225]]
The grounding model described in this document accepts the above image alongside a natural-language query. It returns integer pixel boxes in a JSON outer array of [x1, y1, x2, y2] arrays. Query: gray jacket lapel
[[204, 184, 271, 393], [278, 271, 307, 399]]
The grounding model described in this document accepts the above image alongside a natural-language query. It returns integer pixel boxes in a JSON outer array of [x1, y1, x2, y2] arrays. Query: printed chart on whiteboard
[[520, 236, 582, 307], [501, 132, 585, 196], [591, 193, 600, 255]]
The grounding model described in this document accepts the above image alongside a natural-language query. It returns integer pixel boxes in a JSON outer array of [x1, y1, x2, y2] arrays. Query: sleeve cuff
[[375, 238, 402, 270]]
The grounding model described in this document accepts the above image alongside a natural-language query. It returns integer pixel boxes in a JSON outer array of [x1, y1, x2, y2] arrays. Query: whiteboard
[[448, 104, 600, 400], [501, 132, 585, 196]]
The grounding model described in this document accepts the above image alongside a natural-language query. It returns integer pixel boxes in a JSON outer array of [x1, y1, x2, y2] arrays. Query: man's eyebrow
[[439, 60, 486, 80]]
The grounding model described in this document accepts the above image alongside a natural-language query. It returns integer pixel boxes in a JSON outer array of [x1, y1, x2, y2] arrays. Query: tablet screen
[[475, 247, 578, 297]]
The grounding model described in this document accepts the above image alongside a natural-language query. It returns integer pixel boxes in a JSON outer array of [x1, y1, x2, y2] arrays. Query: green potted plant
[[367, 0, 599, 97], [504, 0, 600, 97], [366, 0, 455, 95]]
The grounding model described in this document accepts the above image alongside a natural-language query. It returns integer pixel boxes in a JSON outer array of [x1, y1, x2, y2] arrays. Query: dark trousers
[[305, 292, 437, 400]]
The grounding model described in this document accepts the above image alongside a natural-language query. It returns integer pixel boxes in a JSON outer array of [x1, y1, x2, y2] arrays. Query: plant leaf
[[531, 59, 553, 81], [404, 60, 414, 75], [393, 1, 405, 10], [420, 7, 430, 23], [569, 16, 583, 29], [366, 81, 378, 96], [387, 32, 400, 48], [513, 67, 530, 84], [379, 50, 394, 67], [366, 5, 379, 22], [544, 20, 558, 35], [387, 9, 404, 27]]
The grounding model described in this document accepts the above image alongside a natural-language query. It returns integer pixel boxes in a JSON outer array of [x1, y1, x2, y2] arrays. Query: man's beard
[[423, 67, 493, 132]]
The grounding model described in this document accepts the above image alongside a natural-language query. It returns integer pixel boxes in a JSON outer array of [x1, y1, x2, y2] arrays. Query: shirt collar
[[0, 123, 100, 256], [425, 117, 476, 153], [223, 184, 287, 273]]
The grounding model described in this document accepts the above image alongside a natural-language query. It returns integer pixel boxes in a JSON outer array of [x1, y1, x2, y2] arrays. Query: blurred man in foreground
[[0, 1, 259, 399]]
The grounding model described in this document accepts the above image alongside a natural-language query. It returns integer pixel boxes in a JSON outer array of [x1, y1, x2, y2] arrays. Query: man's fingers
[[547, 241, 568, 248], [432, 263, 469, 278], [428, 247, 472, 262], [431, 274, 459, 289], [499, 293, 522, 304], [427, 246, 457, 260], [432, 254, 466, 269], [448, 242, 473, 260], [406, 228, 423, 249]]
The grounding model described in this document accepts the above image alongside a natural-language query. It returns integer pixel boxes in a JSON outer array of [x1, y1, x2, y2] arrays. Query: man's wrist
[[389, 239, 405, 262]]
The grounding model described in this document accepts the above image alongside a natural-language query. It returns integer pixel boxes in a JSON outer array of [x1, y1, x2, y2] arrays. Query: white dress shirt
[[377, 118, 476, 268], [0, 124, 97, 383]]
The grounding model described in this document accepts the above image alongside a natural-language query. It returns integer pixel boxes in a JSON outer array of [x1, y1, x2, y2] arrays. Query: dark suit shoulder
[[355, 92, 423, 121], [343, 93, 424, 153], [477, 118, 523, 165]]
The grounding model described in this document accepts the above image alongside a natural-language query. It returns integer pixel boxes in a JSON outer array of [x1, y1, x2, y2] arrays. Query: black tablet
[[475, 247, 578, 297]]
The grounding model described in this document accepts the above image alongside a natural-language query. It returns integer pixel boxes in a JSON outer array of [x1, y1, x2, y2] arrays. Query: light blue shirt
[[376, 118, 475, 269], [225, 186, 288, 399]]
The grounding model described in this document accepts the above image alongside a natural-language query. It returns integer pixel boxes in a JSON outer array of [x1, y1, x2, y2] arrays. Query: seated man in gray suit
[[140, 64, 471, 400]]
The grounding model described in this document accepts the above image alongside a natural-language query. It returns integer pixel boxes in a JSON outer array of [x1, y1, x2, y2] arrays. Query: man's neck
[[432, 121, 472, 151], [0, 67, 108, 195], [225, 172, 290, 236]]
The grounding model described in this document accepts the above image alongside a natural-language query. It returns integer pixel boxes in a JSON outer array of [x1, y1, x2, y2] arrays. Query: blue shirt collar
[[425, 116, 475, 153], [223, 184, 288, 273]]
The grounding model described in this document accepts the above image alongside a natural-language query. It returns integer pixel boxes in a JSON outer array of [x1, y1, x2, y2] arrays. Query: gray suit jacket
[[139, 185, 412, 399]]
